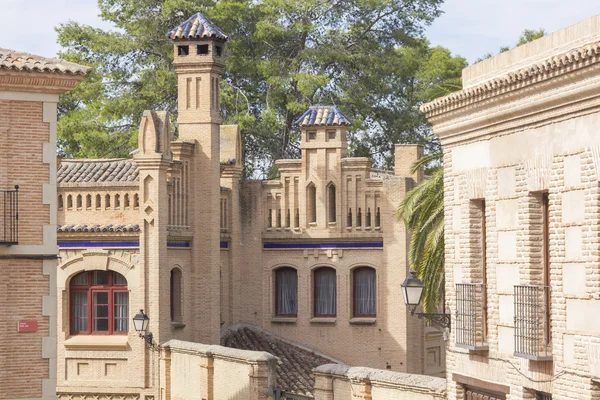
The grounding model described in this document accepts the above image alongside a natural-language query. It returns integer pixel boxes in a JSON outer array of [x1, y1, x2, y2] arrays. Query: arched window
[[115, 194, 121, 209], [86, 194, 92, 209], [76, 194, 82, 209], [275, 267, 298, 317], [353, 267, 376, 317], [171, 268, 182, 323], [314, 267, 336, 317], [307, 183, 317, 224], [327, 183, 336, 223], [58, 195, 63, 210], [70, 271, 128, 335], [105, 194, 111, 209], [96, 194, 101, 209], [67, 195, 73, 210], [133, 193, 140, 209], [124, 193, 130, 208]]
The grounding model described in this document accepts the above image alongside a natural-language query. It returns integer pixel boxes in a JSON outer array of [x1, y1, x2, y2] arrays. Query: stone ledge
[[271, 317, 297, 324], [314, 364, 447, 394], [163, 339, 279, 363], [349, 317, 376, 325], [64, 335, 129, 350]]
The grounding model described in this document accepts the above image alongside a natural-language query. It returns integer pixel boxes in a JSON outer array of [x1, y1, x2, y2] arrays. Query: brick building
[[0, 50, 88, 399], [422, 14, 600, 400], [53, 12, 444, 399]]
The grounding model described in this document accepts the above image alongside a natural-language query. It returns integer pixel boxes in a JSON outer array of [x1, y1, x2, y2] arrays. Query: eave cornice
[[421, 40, 600, 118], [0, 71, 86, 94]]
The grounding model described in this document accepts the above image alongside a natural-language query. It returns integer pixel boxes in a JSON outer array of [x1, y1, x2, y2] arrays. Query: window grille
[[536, 392, 552, 400], [514, 285, 552, 360], [0, 186, 18, 245], [455, 283, 488, 350]]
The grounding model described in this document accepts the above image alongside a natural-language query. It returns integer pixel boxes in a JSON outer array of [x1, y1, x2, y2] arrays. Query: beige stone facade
[[0, 49, 87, 399], [54, 12, 444, 399], [423, 14, 600, 400]]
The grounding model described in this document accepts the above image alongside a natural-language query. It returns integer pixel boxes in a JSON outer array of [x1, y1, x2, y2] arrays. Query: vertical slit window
[[307, 184, 317, 224], [171, 269, 182, 323], [328, 184, 336, 223]]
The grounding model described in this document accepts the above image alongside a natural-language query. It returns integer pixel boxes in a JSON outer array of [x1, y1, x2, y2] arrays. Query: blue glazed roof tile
[[295, 105, 351, 127], [167, 12, 228, 41]]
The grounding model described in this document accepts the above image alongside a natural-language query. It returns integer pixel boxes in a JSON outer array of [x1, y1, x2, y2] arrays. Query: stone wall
[[422, 12, 600, 400], [159, 340, 277, 400], [313, 364, 447, 400]]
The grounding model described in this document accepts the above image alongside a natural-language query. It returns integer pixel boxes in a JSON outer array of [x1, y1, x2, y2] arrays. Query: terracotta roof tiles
[[0, 48, 90, 75], [58, 159, 139, 184], [57, 224, 140, 233], [222, 326, 337, 397], [167, 13, 228, 41]]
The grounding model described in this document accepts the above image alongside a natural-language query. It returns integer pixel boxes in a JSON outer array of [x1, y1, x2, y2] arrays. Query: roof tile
[[222, 326, 337, 397], [58, 159, 139, 184], [295, 105, 351, 127], [57, 224, 140, 233], [0, 48, 90, 75], [167, 13, 228, 41]]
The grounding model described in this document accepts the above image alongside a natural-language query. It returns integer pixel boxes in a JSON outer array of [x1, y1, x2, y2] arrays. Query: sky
[[1, 0, 599, 64]]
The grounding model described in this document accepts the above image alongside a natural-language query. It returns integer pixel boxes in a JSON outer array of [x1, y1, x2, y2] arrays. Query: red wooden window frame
[[353, 267, 376, 317], [275, 267, 298, 317], [70, 271, 128, 335], [313, 267, 336, 318]]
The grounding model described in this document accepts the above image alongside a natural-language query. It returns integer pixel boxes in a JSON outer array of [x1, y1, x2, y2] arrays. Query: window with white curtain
[[314, 267, 336, 317], [276, 267, 298, 316], [353, 267, 376, 317], [70, 270, 129, 335]]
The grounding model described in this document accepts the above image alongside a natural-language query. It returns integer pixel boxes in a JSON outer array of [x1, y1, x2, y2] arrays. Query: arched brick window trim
[[353, 267, 376, 317], [314, 267, 336, 317], [275, 267, 298, 317], [170, 268, 182, 322], [70, 270, 129, 335]]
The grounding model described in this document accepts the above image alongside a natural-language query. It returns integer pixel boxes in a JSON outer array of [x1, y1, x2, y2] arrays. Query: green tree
[[56, 0, 465, 174], [399, 28, 547, 313]]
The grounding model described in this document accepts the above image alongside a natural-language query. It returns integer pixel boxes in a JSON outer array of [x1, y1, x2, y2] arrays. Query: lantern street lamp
[[133, 309, 156, 348], [401, 270, 451, 330]]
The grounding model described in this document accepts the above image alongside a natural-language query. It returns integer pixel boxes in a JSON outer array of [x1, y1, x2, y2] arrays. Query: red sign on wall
[[18, 320, 38, 333]]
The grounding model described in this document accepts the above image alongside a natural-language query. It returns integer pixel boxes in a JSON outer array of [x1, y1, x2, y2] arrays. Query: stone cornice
[[429, 60, 600, 147], [0, 71, 85, 94], [421, 40, 600, 118]]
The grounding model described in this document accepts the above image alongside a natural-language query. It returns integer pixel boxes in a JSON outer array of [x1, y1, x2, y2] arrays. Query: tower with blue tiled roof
[[168, 12, 228, 344], [295, 105, 351, 229]]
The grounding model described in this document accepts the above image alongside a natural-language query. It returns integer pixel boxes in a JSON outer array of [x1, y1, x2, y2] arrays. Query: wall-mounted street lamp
[[401, 270, 451, 330], [133, 309, 157, 349]]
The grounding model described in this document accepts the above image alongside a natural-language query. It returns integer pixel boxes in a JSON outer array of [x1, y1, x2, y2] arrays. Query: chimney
[[394, 144, 424, 183]]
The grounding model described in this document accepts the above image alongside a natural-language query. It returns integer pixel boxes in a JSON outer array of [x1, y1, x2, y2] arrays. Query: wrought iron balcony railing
[[455, 283, 488, 351], [514, 285, 552, 361], [0, 186, 18, 245]]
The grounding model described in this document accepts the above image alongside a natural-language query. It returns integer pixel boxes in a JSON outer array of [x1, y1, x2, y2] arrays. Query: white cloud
[[426, 0, 600, 63]]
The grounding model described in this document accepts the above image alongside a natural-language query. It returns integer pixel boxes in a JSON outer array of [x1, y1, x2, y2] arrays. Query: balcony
[[0, 186, 18, 245], [455, 283, 489, 351], [514, 285, 552, 361]]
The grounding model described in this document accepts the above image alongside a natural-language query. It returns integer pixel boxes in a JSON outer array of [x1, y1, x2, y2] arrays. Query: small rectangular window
[[327, 130, 336, 140], [308, 131, 317, 141], [178, 45, 189, 56], [215, 45, 222, 56], [197, 44, 209, 55]]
